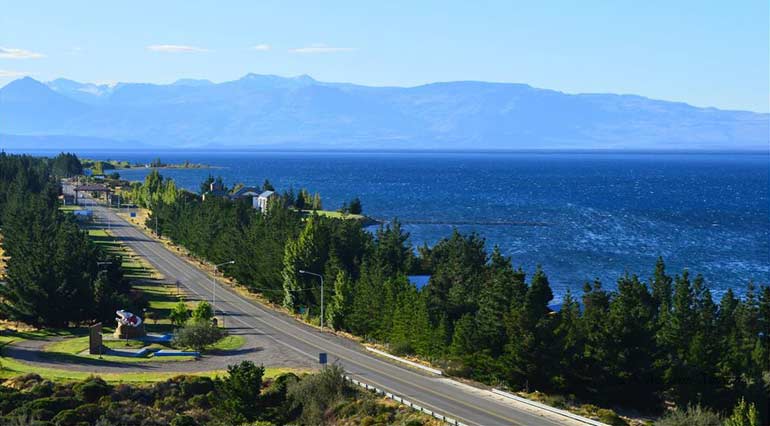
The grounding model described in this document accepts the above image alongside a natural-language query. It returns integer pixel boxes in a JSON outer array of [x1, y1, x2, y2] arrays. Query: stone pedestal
[[113, 322, 146, 339]]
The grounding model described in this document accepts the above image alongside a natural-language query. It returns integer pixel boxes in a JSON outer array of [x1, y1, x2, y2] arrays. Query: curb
[[364, 346, 443, 375], [491, 389, 609, 426]]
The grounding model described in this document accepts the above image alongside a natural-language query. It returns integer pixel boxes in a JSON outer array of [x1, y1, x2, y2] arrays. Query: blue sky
[[1, 1, 768, 112]]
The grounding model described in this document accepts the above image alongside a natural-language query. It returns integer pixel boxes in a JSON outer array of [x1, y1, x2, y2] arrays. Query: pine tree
[[450, 313, 478, 357], [347, 262, 385, 338], [325, 270, 353, 330], [578, 279, 611, 397], [372, 220, 413, 276], [658, 270, 697, 405], [553, 290, 583, 392], [0, 191, 60, 326], [605, 274, 660, 407], [389, 285, 419, 353], [651, 257, 673, 317], [757, 285, 770, 372], [687, 274, 721, 406], [281, 217, 328, 312], [504, 266, 557, 391], [476, 247, 520, 355]]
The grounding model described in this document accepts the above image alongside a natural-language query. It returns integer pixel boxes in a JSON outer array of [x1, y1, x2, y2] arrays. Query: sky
[[1, 1, 768, 112]]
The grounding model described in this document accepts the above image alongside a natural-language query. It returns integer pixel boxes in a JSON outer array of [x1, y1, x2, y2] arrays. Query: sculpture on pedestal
[[114, 310, 146, 338]]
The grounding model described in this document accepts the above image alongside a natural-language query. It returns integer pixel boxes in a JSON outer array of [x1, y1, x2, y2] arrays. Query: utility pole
[[299, 270, 324, 329]]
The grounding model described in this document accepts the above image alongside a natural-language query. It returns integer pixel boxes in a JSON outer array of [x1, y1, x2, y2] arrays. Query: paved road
[[88, 200, 577, 426]]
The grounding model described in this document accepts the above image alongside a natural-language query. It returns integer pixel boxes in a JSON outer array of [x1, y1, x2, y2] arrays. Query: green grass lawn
[[58, 205, 82, 212], [86, 228, 159, 281], [1, 336, 296, 383], [41, 336, 194, 364], [0, 334, 203, 382], [203, 335, 246, 353], [0, 332, 283, 383], [301, 209, 368, 220], [40, 331, 245, 364]]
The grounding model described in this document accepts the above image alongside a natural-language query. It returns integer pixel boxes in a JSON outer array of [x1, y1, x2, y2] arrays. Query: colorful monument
[[114, 310, 146, 339]]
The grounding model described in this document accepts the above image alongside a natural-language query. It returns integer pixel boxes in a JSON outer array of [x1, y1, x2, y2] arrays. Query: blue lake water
[[27, 150, 770, 300]]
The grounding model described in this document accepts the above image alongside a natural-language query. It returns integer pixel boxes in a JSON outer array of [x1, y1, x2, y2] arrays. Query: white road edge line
[[96, 201, 583, 426]]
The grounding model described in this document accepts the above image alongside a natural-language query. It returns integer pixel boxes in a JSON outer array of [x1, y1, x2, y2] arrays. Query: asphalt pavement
[[89, 199, 579, 426]]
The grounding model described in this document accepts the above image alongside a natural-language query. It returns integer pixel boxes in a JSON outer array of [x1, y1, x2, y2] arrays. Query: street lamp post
[[298, 270, 324, 329], [212, 260, 235, 327]]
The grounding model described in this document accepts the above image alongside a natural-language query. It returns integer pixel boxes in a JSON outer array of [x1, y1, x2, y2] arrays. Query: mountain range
[[1, 74, 767, 150]]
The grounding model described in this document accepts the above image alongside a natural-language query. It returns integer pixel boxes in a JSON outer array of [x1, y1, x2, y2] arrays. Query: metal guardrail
[[345, 375, 469, 426]]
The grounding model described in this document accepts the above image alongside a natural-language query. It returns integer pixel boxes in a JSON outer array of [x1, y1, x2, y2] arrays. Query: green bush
[[389, 341, 414, 356], [181, 376, 214, 398], [73, 377, 111, 403], [51, 408, 78, 426], [655, 405, 722, 426], [596, 408, 628, 426], [0, 387, 27, 415], [13, 397, 79, 420], [173, 320, 226, 352], [260, 373, 299, 407], [170, 414, 198, 426], [188, 394, 210, 410], [52, 404, 100, 426], [724, 398, 761, 426], [212, 360, 265, 424], [287, 364, 352, 426], [543, 394, 567, 409]]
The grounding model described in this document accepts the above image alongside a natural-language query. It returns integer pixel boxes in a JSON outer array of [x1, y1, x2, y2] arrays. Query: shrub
[[212, 360, 265, 424], [0, 387, 28, 415], [28, 381, 55, 399], [188, 394, 210, 410], [389, 341, 414, 356], [52, 410, 79, 425], [655, 405, 722, 426], [13, 397, 79, 420], [596, 408, 628, 426], [260, 373, 299, 407], [724, 398, 761, 426], [170, 415, 198, 426], [154, 396, 183, 411], [73, 377, 111, 403], [287, 364, 352, 426], [180, 376, 214, 398], [5, 373, 45, 391], [173, 320, 225, 352], [52, 404, 100, 426]]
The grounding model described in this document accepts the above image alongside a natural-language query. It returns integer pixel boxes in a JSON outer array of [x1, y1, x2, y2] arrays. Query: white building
[[256, 190, 277, 212]]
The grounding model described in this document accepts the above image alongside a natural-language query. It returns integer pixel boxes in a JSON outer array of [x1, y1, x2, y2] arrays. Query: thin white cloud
[[289, 44, 356, 54], [0, 47, 44, 59], [252, 44, 271, 51], [0, 70, 30, 78], [146, 44, 209, 53]]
